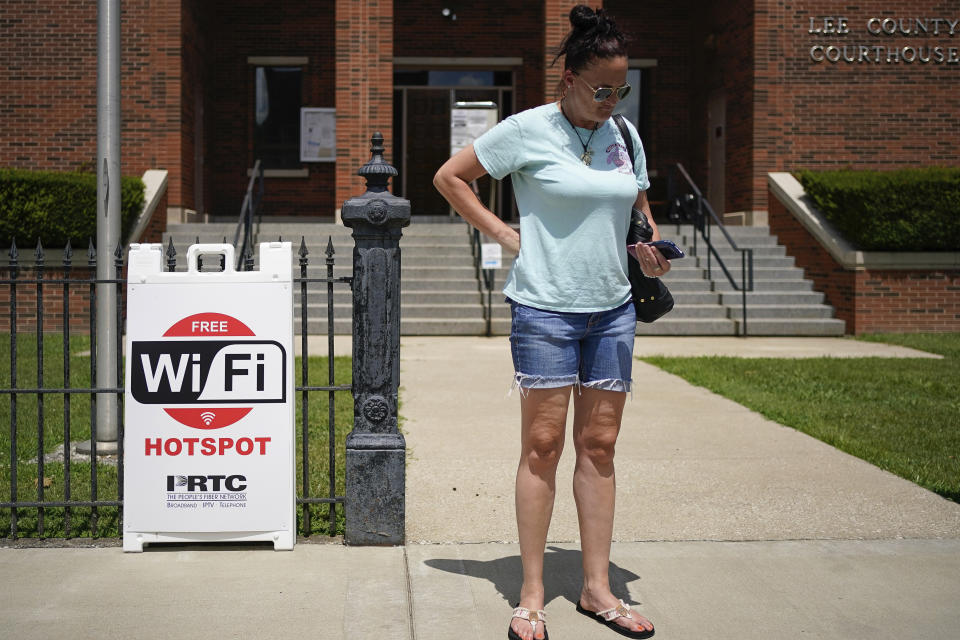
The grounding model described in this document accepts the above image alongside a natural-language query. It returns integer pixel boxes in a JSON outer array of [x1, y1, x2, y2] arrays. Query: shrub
[[0, 168, 145, 250], [795, 167, 960, 251]]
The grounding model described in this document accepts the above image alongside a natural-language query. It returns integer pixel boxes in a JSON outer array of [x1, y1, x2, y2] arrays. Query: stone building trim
[[768, 172, 960, 334], [768, 173, 960, 271]]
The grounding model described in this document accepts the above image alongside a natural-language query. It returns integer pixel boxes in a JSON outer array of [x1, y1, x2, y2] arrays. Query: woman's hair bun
[[552, 4, 627, 76], [569, 5, 600, 30]]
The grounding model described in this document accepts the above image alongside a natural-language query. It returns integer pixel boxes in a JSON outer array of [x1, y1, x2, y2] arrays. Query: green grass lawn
[[1, 332, 352, 538], [640, 333, 960, 502]]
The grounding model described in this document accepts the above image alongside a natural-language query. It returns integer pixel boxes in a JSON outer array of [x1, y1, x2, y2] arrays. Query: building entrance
[[393, 69, 514, 219]]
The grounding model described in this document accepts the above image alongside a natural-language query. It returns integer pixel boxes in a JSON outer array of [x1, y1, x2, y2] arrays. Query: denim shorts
[[508, 299, 635, 393]]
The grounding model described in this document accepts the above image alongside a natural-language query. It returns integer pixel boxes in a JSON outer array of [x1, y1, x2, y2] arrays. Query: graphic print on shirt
[[606, 142, 633, 174]]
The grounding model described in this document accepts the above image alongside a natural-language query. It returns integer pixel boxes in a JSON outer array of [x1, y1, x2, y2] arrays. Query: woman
[[434, 6, 668, 640]]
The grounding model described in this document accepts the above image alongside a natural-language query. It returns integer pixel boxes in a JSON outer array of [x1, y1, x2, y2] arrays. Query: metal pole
[[93, 0, 121, 451]]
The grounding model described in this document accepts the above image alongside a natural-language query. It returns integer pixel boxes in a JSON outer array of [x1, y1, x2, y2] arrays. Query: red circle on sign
[[163, 407, 253, 430], [163, 313, 255, 337]]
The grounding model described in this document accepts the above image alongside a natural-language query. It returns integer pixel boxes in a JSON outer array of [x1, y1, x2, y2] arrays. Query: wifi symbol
[[200, 411, 216, 426]]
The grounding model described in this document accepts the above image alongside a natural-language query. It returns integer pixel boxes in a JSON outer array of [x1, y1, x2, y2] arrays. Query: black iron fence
[[3, 131, 408, 545], [0, 236, 353, 540], [0, 241, 125, 538]]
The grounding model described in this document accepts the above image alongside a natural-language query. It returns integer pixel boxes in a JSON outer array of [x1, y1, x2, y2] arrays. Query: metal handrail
[[469, 225, 495, 336], [232, 159, 264, 270], [672, 163, 754, 336]]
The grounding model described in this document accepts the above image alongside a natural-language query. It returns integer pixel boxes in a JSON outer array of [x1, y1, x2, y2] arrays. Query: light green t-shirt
[[474, 103, 649, 312]]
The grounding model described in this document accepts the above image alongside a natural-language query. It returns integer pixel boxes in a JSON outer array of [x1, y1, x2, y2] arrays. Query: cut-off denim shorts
[[508, 298, 635, 394]]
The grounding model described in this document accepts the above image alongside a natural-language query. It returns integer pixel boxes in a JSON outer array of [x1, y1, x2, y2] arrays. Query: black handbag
[[614, 114, 674, 323]]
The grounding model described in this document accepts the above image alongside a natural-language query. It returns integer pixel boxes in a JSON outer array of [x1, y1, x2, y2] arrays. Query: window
[[253, 66, 302, 169]]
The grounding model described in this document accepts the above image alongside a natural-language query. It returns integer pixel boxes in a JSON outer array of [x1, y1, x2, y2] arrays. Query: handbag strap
[[615, 113, 644, 236], [613, 114, 635, 167]]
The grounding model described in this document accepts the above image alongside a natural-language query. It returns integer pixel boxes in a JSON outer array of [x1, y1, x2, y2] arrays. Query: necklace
[[560, 101, 598, 165]]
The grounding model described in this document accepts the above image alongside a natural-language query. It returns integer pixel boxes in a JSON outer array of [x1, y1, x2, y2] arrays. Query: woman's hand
[[632, 242, 671, 278]]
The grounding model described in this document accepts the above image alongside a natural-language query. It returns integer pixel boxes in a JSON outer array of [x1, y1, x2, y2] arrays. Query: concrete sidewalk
[[3, 336, 960, 640]]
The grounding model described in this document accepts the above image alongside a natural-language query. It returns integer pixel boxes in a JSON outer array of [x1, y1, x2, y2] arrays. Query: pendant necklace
[[560, 101, 598, 165]]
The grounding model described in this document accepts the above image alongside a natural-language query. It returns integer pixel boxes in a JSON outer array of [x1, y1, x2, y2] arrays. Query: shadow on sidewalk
[[423, 545, 647, 608]]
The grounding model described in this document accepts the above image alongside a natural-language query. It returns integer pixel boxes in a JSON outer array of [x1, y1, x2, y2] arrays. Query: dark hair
[[552, 5, 628, 73]]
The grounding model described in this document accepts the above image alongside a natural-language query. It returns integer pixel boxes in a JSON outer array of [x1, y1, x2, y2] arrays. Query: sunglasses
[[574, 73, 632, 102]]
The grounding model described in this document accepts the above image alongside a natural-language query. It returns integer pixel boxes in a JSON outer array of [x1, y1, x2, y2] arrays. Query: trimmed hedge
[[0, 168, 145, 250], [795, 167, 960, 251]]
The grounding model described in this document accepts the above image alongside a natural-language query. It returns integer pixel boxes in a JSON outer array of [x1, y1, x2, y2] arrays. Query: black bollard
[[341, 132, 410, 545]]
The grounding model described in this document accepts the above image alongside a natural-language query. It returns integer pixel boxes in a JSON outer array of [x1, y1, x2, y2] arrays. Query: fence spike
[[325, 236, 335, 258], [299, 236, 309, 259], [166, 237, 177, 272], [35, 239, 45, 264], [8, 239, 18, 264], [87, 239, 96, 266], [63, 239, 73, 266]]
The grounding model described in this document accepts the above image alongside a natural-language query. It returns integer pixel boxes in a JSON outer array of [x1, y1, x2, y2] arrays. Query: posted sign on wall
[[123, 243, 295, 552]]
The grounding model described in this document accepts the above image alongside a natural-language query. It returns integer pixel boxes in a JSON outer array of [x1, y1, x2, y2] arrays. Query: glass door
[[394, 69, 514, 219]]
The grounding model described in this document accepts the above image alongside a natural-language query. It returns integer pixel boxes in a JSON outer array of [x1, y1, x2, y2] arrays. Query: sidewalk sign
[[123, 243, 295, 552], [481, 243, 502, 270]]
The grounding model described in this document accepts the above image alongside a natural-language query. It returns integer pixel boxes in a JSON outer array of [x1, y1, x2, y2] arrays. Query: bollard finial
[[357, 131, 398, 193]]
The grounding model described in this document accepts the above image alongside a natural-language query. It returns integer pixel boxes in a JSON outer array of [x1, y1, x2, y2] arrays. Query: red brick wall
[[854, 271, 960, 334], [545, 1, 586, 99], [753, 1, 960, 214], [607, 0, 710, 187], [335, 0, 393, 209], [768, 186, 960, 334], [1, 0, 185, 206], [394, 1, 545, 114]]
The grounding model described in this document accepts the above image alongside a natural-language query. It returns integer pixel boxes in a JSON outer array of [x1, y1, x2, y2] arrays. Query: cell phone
[[645, 240, 685, 260]]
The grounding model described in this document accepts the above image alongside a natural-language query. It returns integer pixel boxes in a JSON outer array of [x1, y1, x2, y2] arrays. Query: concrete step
[[296, 318, 489, 336], [687, 245, 787, 258], [670, 291, 722, 305], [656, 279, 715, 292], [715, 280, 813, 292], [297, 290, 484, 306], [737, 318, 847, 336], [669, 265, 804, 280], [726, 305, 836, 319], [634, 318, 738, 336], [720, 291, 825, 305], [402, 279, 481, 292], [692, 256, 796, 269], [296, 303, 483, 320], [678, 233, 780, 248], [402, 255, 476, 267], [165, 222, 847, 337]]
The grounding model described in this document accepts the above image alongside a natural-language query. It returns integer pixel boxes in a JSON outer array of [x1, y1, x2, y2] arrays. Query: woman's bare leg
[[572, 387, 653, 634], [511, 385, 572, 640]]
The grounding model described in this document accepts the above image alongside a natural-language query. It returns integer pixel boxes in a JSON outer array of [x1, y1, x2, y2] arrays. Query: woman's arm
[[433, 145, 520, 254]]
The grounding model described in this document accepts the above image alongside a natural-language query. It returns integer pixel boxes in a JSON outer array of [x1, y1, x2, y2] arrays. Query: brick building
[[3, 0, 958, 224]]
